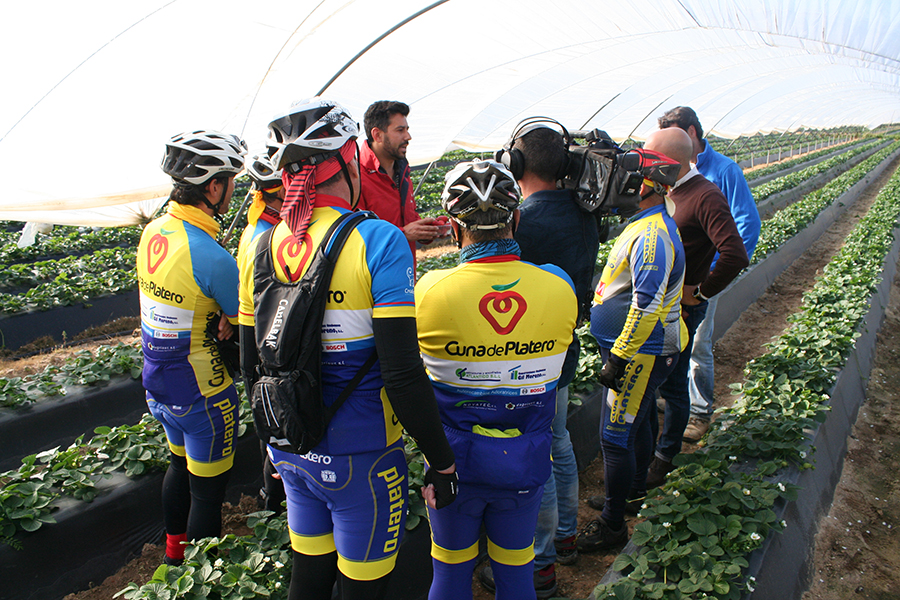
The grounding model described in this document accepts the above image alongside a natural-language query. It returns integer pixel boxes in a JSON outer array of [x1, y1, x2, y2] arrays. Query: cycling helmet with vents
[[441, 160, 521, 230], [267, 98, 359, 171], [245, 153, 283, 190], [161, 130, 246, 185], [631, 148, 680, 189]]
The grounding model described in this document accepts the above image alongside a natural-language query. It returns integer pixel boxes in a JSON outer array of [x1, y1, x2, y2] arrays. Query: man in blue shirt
[[658, 107, 761, 442]]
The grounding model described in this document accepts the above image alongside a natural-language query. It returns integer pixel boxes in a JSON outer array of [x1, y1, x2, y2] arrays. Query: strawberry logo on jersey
[[276, 232, 312, 282], [479, 279, 527, 335], [147, 233, 169, 274]]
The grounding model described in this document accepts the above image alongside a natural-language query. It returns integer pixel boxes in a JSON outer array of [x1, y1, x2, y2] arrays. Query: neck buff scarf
[[280, 140, 357, 242], [248, 189, 283, 226], [168, 202, 220, 238], [459, 238, 521, 263]]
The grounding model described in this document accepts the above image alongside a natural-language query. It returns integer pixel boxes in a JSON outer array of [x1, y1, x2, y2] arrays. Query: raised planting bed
[[0, 375, 147, 473], [567, 386, 605, 472], [0, 428, 264, 600], [0, 289, 139, 351], [714, 144, 900, 342], [739, 200, 900, 599], [746, 140, 868, 187], [590, 159, 900, 600], [754, 140, 889, 220]]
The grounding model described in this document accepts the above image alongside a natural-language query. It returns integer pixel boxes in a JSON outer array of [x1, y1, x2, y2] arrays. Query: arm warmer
[[373, 317, 455, 471], [239, 324, 260, 390]]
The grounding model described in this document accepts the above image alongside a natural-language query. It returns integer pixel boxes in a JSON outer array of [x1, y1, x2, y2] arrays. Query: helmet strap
[[199, 178, 228, 225], [335, 152, 355, 207]]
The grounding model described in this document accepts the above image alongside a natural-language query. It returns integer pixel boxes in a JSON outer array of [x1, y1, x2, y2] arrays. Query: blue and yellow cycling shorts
[[268, 439, 408, 581], [147, 385, 238, 477]]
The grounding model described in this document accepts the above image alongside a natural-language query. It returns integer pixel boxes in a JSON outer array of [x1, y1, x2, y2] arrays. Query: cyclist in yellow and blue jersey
[[237, 153, 285, 262], [237, 99, 456, 600], [577, 148, 688, 553], [416, 160, 577, 600], [137, 130, 246, 565], [236, 153, 286, 514]]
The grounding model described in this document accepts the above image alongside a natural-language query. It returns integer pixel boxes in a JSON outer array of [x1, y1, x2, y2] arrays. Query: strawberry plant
[[751, 140, 881, 203], [115, 511, 293, 600], [753, 141, 900, 261], [745, 140, 856, 182], [0, 342, 142, 408], [592, 154, 900, 600]]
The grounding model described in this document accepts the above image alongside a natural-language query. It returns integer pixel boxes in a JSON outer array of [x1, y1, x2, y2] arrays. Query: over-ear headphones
[[494, 117, 573, 181]]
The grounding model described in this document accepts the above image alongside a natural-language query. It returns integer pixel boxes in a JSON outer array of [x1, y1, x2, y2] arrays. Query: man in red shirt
[[359, 100, 444, 257]]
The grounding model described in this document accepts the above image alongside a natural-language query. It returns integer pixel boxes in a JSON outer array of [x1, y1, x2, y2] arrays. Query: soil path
[[31, 155, 900, 600]]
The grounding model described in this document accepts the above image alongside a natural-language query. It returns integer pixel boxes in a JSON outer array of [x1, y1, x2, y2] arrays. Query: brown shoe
[[644, 456, 675, 489], [683, 417, 710, 442]]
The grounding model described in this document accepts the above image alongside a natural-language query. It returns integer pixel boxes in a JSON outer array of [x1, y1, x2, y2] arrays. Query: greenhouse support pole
[[221, 190, 253, 246], [413, 160, 437, 197]]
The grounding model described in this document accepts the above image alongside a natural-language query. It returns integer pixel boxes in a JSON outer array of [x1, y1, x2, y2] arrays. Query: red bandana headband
[[280, 139, 357, 242]]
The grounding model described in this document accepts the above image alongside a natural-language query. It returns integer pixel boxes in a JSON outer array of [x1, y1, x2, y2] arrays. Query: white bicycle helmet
[[267, 98, 359, 171], [161, 130, 246, 185], [441, 160, 521, 229], [246, 153, 283, 190]]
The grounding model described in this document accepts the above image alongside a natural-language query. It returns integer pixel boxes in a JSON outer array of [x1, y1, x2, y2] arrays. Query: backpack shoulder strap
[[320, 210, 377, 263]]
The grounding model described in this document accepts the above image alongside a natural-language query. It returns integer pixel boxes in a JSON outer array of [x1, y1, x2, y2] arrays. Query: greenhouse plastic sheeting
[[1, 0, 898, 226]]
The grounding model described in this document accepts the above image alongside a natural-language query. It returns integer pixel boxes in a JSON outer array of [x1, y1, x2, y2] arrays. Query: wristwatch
[[692, 286, 709, 301]]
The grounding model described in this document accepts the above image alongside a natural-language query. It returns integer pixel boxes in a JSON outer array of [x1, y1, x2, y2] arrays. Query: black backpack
[[250, 211, 377, 454]]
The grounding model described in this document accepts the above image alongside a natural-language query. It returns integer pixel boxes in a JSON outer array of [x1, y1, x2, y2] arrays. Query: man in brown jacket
[[644, 127, 749, 488]]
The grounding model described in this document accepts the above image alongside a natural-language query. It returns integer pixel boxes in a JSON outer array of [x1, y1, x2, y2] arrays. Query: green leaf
[[686, 515, 718, 537]]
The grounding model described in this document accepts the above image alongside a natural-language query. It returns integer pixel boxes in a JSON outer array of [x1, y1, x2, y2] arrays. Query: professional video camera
[[562, 128, 645, 218], [496, 118, 680, 241]]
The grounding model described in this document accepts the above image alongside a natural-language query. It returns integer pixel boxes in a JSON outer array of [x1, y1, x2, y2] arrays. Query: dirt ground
[[17, 157, 900, 599]]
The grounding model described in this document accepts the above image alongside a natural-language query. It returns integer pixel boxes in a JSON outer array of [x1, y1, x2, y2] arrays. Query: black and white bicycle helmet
[[267, 98, 359, 171], [161, 130, 246, 185], [245, 153, 283, 190], [441, 160, 521, 230]]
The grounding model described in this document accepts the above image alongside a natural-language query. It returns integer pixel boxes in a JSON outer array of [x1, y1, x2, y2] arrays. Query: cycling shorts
[[268, 439, 407, 581], [147, 385, 238, 477]]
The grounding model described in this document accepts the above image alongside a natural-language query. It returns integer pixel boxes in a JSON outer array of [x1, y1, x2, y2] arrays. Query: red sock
[[166, 533, 188, 560]]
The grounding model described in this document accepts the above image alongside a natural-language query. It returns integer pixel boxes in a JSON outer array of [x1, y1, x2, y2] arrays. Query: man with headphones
[[479, 118, 602, 598]]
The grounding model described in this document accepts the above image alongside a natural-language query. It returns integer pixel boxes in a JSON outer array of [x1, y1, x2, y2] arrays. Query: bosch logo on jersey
[[520, 386, 546, 395], [154, 331, 178, 339], [444, 339, 555, 357], [264, 299, 289, 349], [323, 343, 347, 351], [508, 366, 547, 381], [139, 277, 185, 304]]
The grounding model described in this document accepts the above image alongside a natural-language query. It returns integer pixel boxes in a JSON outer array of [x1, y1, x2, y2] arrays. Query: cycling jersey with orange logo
[[137, 204, 239, 404], [237, 196, 415, 456], [415, 251, 577, 489]]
